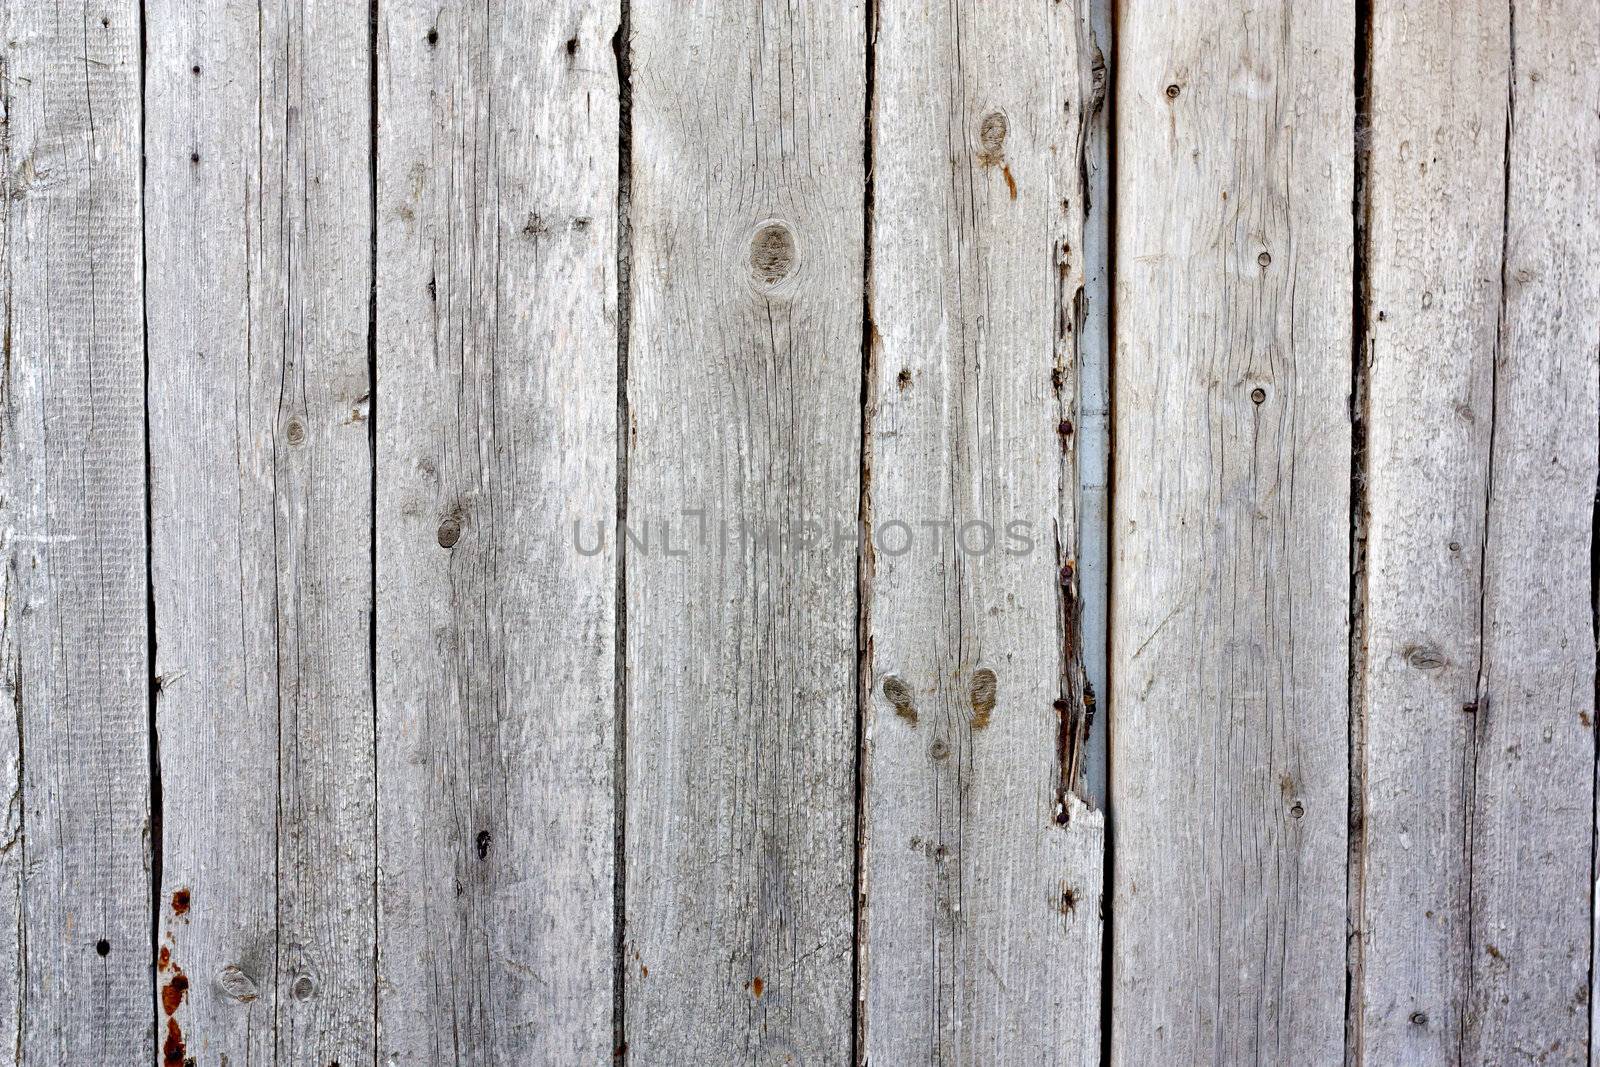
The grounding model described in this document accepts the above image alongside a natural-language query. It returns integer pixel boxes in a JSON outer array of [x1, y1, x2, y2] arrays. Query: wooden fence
[[1, 0, 1595, 1063]]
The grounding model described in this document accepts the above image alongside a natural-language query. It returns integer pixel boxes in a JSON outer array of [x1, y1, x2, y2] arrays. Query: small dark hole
[[95, 939, 110, 957], [192, 65, 201, 75], [566, 37, 579, 56], [190, 151, 201, 164], [1165, 83, 1181, 99], [426, 28, 439, 46], [1250, 387, 1266, 405]]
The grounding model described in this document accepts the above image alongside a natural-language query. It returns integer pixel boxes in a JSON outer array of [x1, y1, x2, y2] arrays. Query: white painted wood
[[148, 1, 378, 1061], [860, 1, 1104, 1062], [623, 2, 864, 1060], [0, 1, 149, 1061], [1110, 2, 1354, 1062], [1360, 3, 1599, 1063], [376, 1, 620, 1062]]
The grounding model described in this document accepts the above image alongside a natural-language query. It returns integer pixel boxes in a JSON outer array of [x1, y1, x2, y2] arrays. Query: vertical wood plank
[[0, 1, 148, 1061], [623, 2, 864, 1061], [1359, 3, 1599, 1062], [376, 2, 620, 1062], [148, 0, 376, 1061], [146, 0, 280, 1061], [1110, 2, 1354, 1062], [860, 1, 1104, 1063]]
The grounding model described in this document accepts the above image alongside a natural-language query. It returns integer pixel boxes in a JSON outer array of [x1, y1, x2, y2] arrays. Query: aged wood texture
[[1357, 3, 1600, 1063], [1110, 3, 1354, 1063], [860, 1, 1104, 1063], [376, 1, 620, 1062], [623, 2, 864, 1061], [149, 0, 376, 1061], [0, 1, 149, 1061]]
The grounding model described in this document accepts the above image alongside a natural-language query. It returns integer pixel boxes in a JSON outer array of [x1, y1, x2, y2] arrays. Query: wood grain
[[860, 1, 1104, 1062], [1357, 3, 1599, 1062], [149, 0, 378, 1060], [1110, 2, 1354, 1062], [0, 1, 149, 1061], [375, 1, 620, 1062], [623, 2, 865, 1061]]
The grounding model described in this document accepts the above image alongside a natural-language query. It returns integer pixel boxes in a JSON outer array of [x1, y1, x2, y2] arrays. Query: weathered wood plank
[[145, 1, 284, 1061], [623, 2, 864, 1060], [0, 1, 149, 1061], [860, 1, 1104, 1063], [1358, 4, 1599, 1062], [375, 2, 620, 1062], [154, 0, 376, 1060], [1110, 3, 1354, 1062]]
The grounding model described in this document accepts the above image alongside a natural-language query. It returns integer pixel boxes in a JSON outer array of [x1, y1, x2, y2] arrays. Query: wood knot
[[1402, 644, 1447, 671], [217, 964, 260, 1003], [437, 514, 463, 549], [979, 111, 1008, 157], [970, 669, 997, 729], [882, 675, 917, 724], [750, 223, 796, 286]]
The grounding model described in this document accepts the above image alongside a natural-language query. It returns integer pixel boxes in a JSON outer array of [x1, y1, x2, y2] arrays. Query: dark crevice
[[1097, 0, 1116, 1057], [1590, 344, 1599, 1066], [850, 2, 877, 1063], [367, 0, 380, 1052], [139, 0, 162, 1055], [611, 6, 632, 1063], [1459, 8, 1516, 1060], [1344, 0, 1373, 1063]]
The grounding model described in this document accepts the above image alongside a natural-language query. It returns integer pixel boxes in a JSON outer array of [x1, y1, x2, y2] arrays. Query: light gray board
[[0, 1, 149, 1061], [622, 1, 866, 1061], [375, 0, 621, 1062], [859, 0, 1105, 1063], [1110, 1, 1355, 1061]]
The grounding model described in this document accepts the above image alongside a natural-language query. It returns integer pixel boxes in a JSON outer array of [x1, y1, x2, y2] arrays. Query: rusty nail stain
[[897, 367, 912, 390], [750, 976, 764, 998], [171, 888, 191, 915], [163, 1018, 185, 1067], [1060, 887, 1078, 914], [161, 972, 189, 1016], [1001, 164, 1017, 200], [1165, 83, 1181, 99]]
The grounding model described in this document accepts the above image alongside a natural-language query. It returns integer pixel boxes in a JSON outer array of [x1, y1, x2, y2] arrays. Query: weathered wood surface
[[147, 0, 376, 1062], [0, 2, 150, 1062], [623, 1, 865, 1061], [1110, 2, 1355, 1063], [860, 0, 1104, 1062], [376, 1, 620, 1062], [1357, 3, 1600, 1063], [8, 3, 1600, 1064]]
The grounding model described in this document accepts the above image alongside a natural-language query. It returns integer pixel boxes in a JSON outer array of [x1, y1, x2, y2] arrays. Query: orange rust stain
[[751, 977, 764, 998], [162, 1018, 185, 1066], [640, 964, 648, 978], [161, 971, 189, 1016], [1001, 164, 1017, 200], [157, 945, 171, 971], [171, 889, 191, 915]]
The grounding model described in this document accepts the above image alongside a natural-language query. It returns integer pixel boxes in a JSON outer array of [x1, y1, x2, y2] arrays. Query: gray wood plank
[[375, 2, 620, 1062], [155, 0, 377, 1060], [1110, 2, 1354, 1062], [0, 1, 149, 1061], [145, 0, 285, 1061], [860, 1, 1104, 1062], [1357, 3, 1599, 1062], [622, 2, 865, 1061]]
